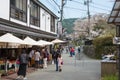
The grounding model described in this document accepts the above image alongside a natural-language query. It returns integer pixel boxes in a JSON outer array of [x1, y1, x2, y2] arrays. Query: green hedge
[[93, 35, 116, 59], [83, 35, 117, 59]]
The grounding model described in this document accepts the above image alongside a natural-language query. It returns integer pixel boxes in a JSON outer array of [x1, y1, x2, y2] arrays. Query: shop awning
[[0, 33, 26, 48], [51, 39, 65, 44], [23, 36, 39, 46], [37, 40, 53, 46], [108, 0, 120, 24], [0, 33, 24, 44]]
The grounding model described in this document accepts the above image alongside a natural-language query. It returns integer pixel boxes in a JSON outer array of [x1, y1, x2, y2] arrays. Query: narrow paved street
[[27, 47, 101, 80]]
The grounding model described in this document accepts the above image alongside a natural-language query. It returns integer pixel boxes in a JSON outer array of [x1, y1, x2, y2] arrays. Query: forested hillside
[[62, 18, 78, 34]]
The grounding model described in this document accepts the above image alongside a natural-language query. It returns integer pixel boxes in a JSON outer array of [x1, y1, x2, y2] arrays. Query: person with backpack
[[16, 49, 29, 80]]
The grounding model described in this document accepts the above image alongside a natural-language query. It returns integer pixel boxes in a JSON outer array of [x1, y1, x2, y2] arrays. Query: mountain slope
[[62, 18, 78, 34]]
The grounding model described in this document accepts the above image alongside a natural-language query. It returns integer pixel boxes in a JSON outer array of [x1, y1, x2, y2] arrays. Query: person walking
[[58, 54, 63, 72], [78, 47, 80, 53], [42, 49, 47, 69], [28, 49, 35, 67], [16, 49, 29, 80], [34, 49, 41, 70], [70, 47, 74, 57], [54, 48, 60, 71]]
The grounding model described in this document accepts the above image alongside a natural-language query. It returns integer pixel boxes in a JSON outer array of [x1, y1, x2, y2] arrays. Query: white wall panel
[[10, 18, 27, 26], [46, 12, 50, 32], [0, 0, 10, 20], [30, 24, 39, 29], [40, 8, 46, 31]]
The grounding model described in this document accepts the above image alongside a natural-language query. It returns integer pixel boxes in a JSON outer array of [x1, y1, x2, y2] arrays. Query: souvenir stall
[[0, 47, 22, 75], [0, 33, 25, 75], [51, 39, 65, 53], [37, 40, 53, 64]]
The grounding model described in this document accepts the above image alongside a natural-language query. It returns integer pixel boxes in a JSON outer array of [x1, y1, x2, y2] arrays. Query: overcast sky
[[39, 0, 114, 19]]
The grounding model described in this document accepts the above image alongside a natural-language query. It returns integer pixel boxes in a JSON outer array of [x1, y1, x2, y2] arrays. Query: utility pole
[[60, 0, 66, 22], [84, 0, 92, 37], [58, 0, 66, 39], [60, 0, 64, 22]]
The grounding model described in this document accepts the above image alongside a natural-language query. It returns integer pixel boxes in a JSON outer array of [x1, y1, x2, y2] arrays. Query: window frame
[[10, 0, 27, 22], [50, 15, 55, 32], [30, 1, 40, 27]]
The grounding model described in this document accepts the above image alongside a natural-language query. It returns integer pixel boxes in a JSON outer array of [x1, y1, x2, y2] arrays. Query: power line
[[64, 6, 102, 14], [51, 0, 61, 10], [90, 4, 111, 12], [92, 1, 112, 9], [64, 6, 87, 11], [67, 0, 111, 12], [46, 0, 60, 12]]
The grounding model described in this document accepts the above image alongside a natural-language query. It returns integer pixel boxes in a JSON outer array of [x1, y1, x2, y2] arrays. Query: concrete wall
[[101, 62, 117, 77]]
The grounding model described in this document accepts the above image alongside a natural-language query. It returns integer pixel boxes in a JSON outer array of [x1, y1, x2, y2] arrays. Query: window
[[50, 15, 55, 32], [30, 1, 40, 27], [10, 0, 27, 22]]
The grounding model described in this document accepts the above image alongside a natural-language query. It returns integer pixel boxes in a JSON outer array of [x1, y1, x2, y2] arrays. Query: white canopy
[[37, 40, 53, 46], [23, 36, 39, 46], [51, 39, 65, 44], [0, 33, 24, 44], [0, 33, 26, 48]]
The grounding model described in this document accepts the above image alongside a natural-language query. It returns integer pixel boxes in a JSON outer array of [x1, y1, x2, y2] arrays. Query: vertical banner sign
[[58, 21, 63, 35]]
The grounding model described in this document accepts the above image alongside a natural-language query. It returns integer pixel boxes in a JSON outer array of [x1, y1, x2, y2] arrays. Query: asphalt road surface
[[27, 47, 101, 80]]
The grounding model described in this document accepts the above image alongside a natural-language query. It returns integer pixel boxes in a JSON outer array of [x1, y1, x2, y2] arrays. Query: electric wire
[[64, 6, 105, 14], [51, 0, 61, 10], [46, 0, 60, 12], [67, 0, 111, 12]]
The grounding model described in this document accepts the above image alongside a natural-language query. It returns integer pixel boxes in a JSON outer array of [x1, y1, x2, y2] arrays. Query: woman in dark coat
[[16, 49, 29, 79]]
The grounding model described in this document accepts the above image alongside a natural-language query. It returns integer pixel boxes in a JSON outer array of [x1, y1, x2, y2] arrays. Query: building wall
[[27, 0, 30, 27], [55, 19, 58, 33], [0, 0, 10, 20], [0, 0, 57, 35], [40, 8, 52, 33], [40, 8, 46, 31], [46, 12, 50, 32]]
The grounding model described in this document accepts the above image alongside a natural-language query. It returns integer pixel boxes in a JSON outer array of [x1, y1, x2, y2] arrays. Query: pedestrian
[[16, 49, 29, 80], [71, 47, 75, 55], [70, 47, 74, 57], [28, 49, 35, 67], [34, 49, 41, 69], [39, 50, 43, 68], [51, 48, 55, 64], [78, 47, 80, 53], [54, 48, 60, 71], [58, 54, 63, 72], [66, 47, 69, 53], [41, 48, 47, 68]]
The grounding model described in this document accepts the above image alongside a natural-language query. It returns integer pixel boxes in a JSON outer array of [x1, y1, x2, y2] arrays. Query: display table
[[7, 60, 17, 74], [0, 60, 17, 75]]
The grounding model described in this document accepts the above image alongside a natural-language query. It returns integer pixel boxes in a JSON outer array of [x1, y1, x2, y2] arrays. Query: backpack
[[19, 54, 28, 64]]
